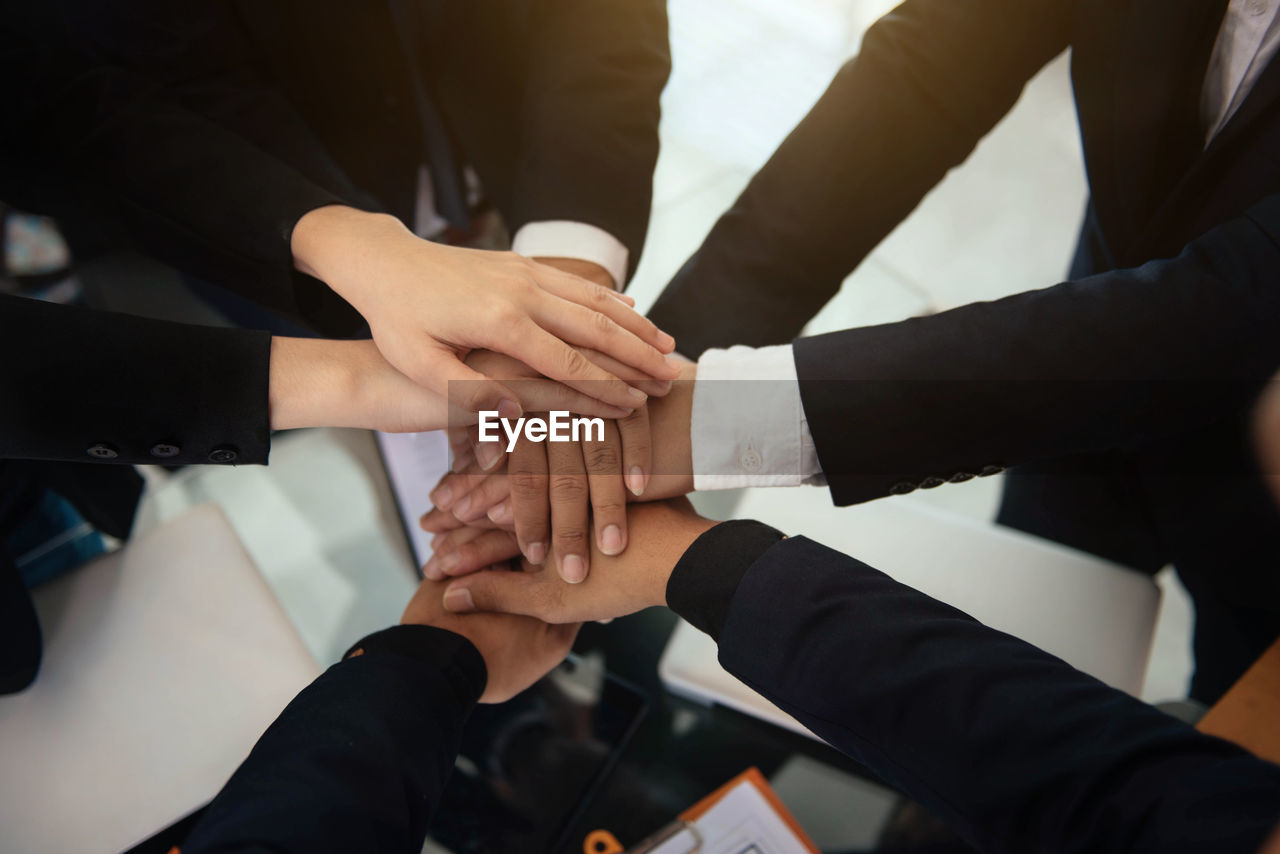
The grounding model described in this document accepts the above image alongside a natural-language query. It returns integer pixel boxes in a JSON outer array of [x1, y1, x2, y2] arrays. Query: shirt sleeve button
[[149, 443, 181, 459], [86, 443, 119, 460], [208, 446, 239, 464], [739, 449, 763, 472]]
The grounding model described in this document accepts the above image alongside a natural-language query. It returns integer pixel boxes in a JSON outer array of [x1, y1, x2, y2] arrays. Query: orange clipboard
[[584, 767, 820, 854], [681, 767, 820, 852]]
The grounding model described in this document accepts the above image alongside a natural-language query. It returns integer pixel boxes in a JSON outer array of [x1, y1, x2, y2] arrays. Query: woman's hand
[[269, 337, 451, 433], [290, 205, 678, 417]]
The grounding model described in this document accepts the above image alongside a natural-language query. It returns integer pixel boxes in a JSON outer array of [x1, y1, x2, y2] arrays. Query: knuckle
[[561, 346, 592, 378], [510, 473, 546, 500], [549, 474, 588, 500], [583, 443, 620, 471], [592, 497, 625, 516], [589, 309, 615, 336], [555, 527, 588, 550]]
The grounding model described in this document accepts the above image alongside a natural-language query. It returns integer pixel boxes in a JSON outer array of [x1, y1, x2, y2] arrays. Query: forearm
[[181, 626, 484, 854], [0, 295, 270, 466], [795, 196, 1280, 505], [665, 527, 1280, 854], [647, 0, 1071, 355], [267, 337, 448, 433], [511, 0, 670, 277]]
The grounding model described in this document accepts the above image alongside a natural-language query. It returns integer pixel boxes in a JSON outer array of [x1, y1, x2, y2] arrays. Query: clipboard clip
[[584, 820, 702, 854]]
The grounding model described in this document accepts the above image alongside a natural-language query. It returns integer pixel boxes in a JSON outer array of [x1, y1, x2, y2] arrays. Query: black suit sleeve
[[509, 0, 670, 282], [0, 294, 271, 467], [666, 523, 1280, 854], [181, 625, 485, 854], [792, 193, 1280, 505], [647, 0, 1072, 354], [1, 5, 357, 321]]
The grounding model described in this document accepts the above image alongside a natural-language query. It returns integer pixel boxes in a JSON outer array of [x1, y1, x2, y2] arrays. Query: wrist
[[645, 361, 697, 497], [268, 337, 362, 431], [291, 205, 411, 301]]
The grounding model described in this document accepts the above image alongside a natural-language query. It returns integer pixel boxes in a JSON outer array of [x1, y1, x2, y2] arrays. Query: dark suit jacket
[[645, 0, 1280, 698], [0, 293, 270, 536], [3, 0, 669, 334], [179, 520, 1280, 854]]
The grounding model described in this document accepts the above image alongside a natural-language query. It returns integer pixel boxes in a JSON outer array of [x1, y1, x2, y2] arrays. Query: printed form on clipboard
[[588, 768, 819, 854]]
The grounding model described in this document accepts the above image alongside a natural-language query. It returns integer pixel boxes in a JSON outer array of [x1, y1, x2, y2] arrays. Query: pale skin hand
[[289, 205, 678, 416], [397, 576, 580, 704], [437, 498, 718, 623], [267, 337, 654, 435]]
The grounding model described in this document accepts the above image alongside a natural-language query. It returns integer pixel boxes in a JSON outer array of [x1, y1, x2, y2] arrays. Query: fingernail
[[561, 554, 587, 584], [451, 449, 473, 474], [487, 502, 510, 524], [656, 379, 673, 394], [452, 495, 472, 519], [626, 466, 646, 497], [439, 552, 461, 574], [423, 558, 442, 581], [658, 331, 676, 350], [476, 442, 503, 471], [628, 387, 647, 403], [443, 587, 474, 613], [431, 533, 444, 548], [601, 525, 624, 555], [498, 398, 523, 420], [526, 541, 547, 565], [432, 484, 453, 509]]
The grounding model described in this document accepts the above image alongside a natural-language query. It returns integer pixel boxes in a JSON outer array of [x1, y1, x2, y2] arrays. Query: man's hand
[[290, 205, 678, 416], [399, 577, 580, 703], [419, 361, 700, 581], [438, 499, 717, 624]]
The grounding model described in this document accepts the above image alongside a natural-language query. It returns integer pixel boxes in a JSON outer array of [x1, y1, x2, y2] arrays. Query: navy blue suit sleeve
[[667, 525, 1280, 854], [180, 625, 485, 854], [793, 193, 1280, 505], [647, 0, 1072, 354]]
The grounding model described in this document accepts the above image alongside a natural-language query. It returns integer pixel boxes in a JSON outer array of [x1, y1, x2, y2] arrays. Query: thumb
[[443, 570, 549, 619], [418, 348, 524, 422]]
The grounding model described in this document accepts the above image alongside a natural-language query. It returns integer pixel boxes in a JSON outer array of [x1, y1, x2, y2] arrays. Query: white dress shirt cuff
[[512, 221, 630, 290], [691, 344, 826, 491]]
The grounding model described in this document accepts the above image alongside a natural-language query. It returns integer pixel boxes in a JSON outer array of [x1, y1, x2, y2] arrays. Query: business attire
[[0, 292, 272, 691], [178, 521, 1280, 854], [651, 0, 1280, 702], [2, 0, 669, 334]]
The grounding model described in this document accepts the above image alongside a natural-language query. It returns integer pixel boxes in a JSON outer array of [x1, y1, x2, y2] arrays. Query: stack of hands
[[270, 204, 685, 436], [273, 205, 710, 701]]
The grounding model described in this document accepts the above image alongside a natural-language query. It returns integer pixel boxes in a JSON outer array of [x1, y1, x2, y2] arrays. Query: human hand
[[399, 576, 580, 703], [438, 499, 718, 624], [269, 337, 449, 433], [290, 205, 678, 416], [533, 257, 616, 290], [420, 361, 699, 581]]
